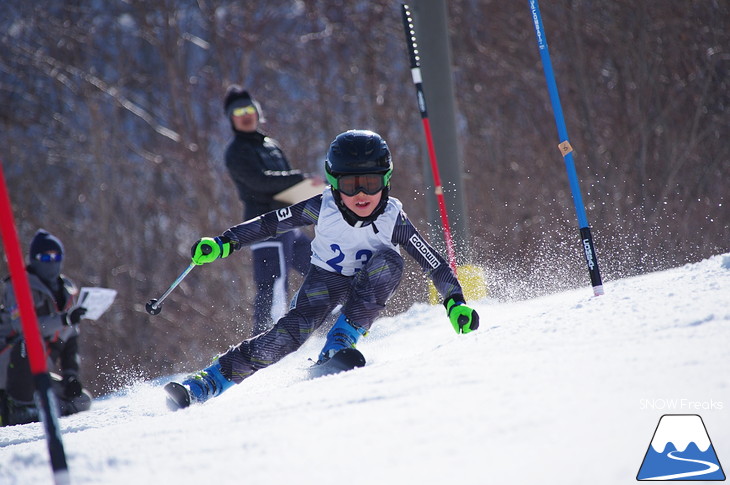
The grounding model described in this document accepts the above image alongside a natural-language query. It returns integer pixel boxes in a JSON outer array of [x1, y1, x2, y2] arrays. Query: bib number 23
[[326, 244, 372, 273]]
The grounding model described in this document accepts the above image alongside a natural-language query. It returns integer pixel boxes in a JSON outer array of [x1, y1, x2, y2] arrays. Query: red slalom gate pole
[[0, 160, 70, 484], [420, 117, 458, 273], [401, 4, 458, 273]]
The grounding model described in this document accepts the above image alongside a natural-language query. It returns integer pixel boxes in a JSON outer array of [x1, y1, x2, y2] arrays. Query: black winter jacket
[[225, 131, 304, 220]]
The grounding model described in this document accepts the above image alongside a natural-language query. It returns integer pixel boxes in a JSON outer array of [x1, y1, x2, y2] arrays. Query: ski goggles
[[34, 251, 62, 262], [335, 173, 387, 196], [232, 105, 257, 117]]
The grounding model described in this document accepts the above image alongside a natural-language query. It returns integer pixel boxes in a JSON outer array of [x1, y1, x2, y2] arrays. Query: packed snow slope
[[1, 254, 729, 485]]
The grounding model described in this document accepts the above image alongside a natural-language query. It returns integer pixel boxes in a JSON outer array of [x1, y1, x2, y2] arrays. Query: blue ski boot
[[164, 359, 233, 410], [317, 314, 368, 364]]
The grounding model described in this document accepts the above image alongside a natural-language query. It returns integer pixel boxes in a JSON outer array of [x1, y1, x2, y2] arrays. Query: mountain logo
[[637, 414, 725, 481]]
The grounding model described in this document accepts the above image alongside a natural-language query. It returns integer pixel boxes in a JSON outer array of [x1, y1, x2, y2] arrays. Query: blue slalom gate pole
[[528, 0, 604, 296]]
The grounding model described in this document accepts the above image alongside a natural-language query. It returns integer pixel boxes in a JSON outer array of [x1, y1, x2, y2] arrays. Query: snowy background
[[1, 253, 729, 484]]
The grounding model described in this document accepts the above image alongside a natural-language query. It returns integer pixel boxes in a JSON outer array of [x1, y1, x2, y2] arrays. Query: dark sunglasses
[[35, 251, 62, 262], [336, 174, 385, 196]]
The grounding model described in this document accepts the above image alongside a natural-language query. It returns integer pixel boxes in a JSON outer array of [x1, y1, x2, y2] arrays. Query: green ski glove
[[191, 236, 233, 265], [445, 295, 480, 334]]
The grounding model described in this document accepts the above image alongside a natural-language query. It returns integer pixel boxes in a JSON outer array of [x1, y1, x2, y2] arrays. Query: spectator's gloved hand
[[63, 375, 83, 398], [64, 307, 87, 326], [445, 295, 480, 334], [191, 236, 233, 265]]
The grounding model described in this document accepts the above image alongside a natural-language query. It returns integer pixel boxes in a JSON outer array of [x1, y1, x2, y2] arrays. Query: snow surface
[[1, 254, 729, 485]]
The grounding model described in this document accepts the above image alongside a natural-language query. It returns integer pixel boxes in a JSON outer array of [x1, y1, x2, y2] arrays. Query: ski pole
[[401, 4, 457, 273], [528, 0, 604, 296], [146, 260, 197, 315]]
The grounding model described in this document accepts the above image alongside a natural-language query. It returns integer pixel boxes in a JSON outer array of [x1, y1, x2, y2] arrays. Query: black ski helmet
[[325, 130, 393, 224], [325, 130, 393, 187]]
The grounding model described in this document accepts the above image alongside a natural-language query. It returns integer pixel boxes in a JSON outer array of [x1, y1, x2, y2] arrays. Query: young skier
[[165, 129, 480, 409]]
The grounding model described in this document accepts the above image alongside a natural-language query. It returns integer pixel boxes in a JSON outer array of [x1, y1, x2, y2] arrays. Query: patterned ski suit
[[217, 189, 463, 383]]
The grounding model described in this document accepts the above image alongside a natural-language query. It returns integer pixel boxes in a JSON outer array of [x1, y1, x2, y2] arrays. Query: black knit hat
[[223, 85, 265, 122], [29, 229, 64, 261]]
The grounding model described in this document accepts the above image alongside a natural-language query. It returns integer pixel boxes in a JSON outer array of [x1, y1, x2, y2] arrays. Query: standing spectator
[[223, 86, 316, 334], [0, 229, 88, 426]]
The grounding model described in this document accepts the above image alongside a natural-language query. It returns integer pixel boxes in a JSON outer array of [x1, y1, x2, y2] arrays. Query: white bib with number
[[311, 190, 402, 276]]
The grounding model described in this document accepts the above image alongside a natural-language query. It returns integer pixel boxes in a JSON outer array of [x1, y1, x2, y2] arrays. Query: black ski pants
[[250, 229, 311, 335]]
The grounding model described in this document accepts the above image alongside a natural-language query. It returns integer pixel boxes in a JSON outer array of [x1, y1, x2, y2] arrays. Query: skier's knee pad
[[360, 249, 404, 288]]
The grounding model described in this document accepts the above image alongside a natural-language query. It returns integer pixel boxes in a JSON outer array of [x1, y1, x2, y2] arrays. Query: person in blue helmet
[[0, 229, 89, 425], [165, 130, 480, 409]]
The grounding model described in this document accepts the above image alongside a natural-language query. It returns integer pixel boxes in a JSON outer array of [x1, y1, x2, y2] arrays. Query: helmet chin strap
[[332, 187, 390, 228]]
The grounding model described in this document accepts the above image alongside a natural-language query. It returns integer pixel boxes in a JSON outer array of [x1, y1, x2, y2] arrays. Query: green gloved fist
[[191, 236, 233, 265], [445, 295, 480, 334]]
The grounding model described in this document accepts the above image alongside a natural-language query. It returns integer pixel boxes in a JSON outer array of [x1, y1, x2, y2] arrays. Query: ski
[[308, 348, 366, 379], [164, 349, 366, 410], [164, 382, 191, 411]]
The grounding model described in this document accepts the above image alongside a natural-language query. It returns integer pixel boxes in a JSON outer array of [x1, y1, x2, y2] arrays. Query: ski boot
[[317, 314, 367, 365], [164, 359, 233, 410], [7, 398, 40, 426]]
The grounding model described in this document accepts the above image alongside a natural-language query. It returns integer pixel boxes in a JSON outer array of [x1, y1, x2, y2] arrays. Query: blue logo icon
[[637, 414, 725, 481]]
